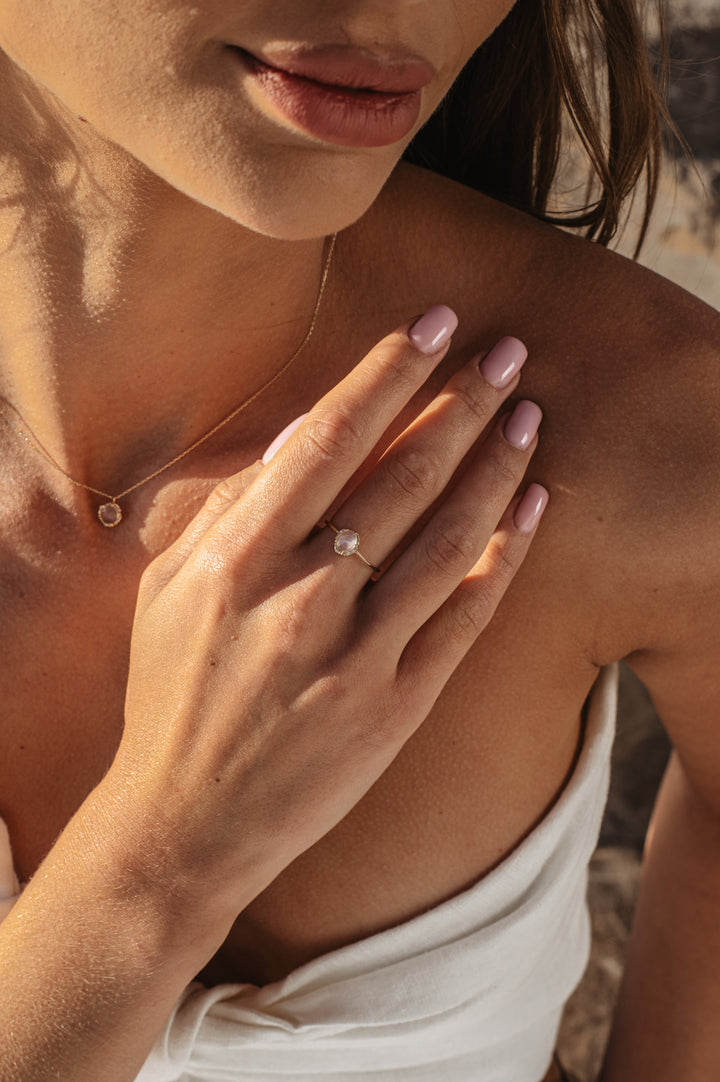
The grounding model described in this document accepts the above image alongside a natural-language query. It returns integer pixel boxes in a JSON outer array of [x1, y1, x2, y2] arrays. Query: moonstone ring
[[326, 523, 380, 572]]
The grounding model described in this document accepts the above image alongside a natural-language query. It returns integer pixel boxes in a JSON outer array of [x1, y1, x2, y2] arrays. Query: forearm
[[601, 753, 720, 1081], [0, 786, 232, 1082]]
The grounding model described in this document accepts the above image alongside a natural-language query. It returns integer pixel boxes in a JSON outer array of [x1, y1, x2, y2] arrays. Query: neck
[[0, 51, 331, 499]]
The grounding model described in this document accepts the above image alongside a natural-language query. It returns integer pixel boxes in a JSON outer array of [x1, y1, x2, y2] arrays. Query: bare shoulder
[[359, 164, 720, 657]]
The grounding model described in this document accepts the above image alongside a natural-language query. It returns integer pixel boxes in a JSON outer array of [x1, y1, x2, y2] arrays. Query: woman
[[0, 1, 717, 1080]]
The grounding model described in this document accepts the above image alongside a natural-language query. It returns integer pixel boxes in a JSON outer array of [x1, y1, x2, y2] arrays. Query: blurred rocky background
[[556, 3, 719, 1077]]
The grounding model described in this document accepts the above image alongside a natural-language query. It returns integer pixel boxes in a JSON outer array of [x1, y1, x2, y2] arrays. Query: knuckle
[[205, 460, 263, 515], [424, 520, 476, 576], [451, 372, 490, 421], [383, 447, 441, 502], [305, 407, 364, 464], [484, 536, 520, 584], [451, 590, 493, 638], [444, 536, 522, 642], [373, 342, 418, 390], [450, 540, 518, 634], [207, 475, 243, 512], [486, 440, 524, 490]]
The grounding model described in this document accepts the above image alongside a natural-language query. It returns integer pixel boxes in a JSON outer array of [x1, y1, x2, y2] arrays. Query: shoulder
[[377, 162, 720, 363], [353, 164, 720, 657]]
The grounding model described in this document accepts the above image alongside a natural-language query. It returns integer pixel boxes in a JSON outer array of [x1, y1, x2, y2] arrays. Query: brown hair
[[404, 0, 669, 255]]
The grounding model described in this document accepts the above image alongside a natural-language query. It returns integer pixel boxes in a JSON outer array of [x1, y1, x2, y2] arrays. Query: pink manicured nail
[[408, 305, 458, 355], [479, 337, 528, 389], [504, 400, 542, 450], [514, 483, 549, 533], [262, 414, 307, 464]]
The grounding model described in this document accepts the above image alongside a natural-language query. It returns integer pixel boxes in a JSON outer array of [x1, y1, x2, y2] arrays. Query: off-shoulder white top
[[0, 665, 618, 1082]]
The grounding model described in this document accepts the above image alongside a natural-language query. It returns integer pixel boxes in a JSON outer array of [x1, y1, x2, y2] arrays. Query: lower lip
[[234, 50, 423, 148]]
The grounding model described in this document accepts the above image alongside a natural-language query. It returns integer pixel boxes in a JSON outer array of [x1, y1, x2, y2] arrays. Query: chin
[[214, 181, 384, 241], [160, 138, 400, 240]]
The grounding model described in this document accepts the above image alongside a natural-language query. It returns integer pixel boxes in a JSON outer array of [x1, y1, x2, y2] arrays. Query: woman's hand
[[102, 305, 547, 929]]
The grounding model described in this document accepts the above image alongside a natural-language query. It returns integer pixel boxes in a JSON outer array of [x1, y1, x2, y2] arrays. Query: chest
[[0, 452, 606, 989]]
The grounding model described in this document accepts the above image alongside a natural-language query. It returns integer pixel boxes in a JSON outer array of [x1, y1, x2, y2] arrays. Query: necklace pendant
[[98, 501, 123, 527]]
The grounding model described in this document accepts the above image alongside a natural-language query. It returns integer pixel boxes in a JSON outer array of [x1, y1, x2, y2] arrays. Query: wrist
[[64, 779, 237, 972]]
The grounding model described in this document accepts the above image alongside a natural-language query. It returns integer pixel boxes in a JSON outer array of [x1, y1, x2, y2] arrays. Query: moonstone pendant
[[333, 528, 360, 556], [98, 501, 123, 527]]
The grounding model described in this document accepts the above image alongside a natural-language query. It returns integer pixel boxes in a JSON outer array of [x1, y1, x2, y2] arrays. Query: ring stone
[[333, 528, 361, 556]]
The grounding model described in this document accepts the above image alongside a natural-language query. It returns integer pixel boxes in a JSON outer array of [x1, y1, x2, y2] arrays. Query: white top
[[0, 665, 618, 1082]]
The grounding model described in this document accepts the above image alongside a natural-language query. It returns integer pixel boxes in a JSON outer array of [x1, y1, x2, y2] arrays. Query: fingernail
[[408, 304, 458, 355], [504, 400, 542, 450], [262, 414, 307, 464], [479, 337, 528, 389], [514, 483, 549, 533]]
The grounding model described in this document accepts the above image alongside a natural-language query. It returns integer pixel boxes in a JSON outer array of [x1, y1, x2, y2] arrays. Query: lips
[[249, 45, 436, 94], [231, 45, 435, 148]]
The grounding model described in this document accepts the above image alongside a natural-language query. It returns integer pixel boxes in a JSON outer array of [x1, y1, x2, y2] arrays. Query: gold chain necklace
[[0, 233, 336, 527]]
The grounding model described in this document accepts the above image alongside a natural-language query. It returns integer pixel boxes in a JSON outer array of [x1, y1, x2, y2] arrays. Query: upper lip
[[239, 44, 436, 94]]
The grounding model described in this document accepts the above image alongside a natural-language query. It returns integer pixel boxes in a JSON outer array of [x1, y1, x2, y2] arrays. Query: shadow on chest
[[0, 540, 139, 880]]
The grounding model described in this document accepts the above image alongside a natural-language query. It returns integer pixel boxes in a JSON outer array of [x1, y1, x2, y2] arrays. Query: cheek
[[0, 5, 166, 137], [0, 1, 221, 143], [417, 0, 520, 117], [463, 0, 519, 56]]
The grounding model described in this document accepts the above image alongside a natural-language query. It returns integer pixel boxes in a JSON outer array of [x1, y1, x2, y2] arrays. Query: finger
[[207, 305, 458, 551], [308, 337, 528, 580], [143, 460, 265, 588], [144, 412, 310, 587], [261, 414, 307, 465], [397, 485, 549, 697], [177, 412, 306, 558], [363, 402, 542, 644]]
